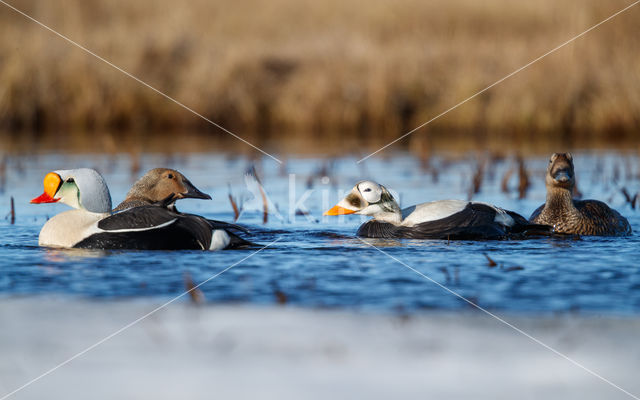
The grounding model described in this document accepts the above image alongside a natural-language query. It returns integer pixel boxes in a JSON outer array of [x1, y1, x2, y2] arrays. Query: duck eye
[[167, 174, 174, 179]]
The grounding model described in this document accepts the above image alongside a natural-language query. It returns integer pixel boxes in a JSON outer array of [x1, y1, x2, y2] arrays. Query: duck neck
[[126, 195, 151, 204], [545, 186, 576, 215], [372, 200, 403, 225]]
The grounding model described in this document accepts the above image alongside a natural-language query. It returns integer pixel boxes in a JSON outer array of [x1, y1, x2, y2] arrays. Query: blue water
[[1, 151, 639, 314]]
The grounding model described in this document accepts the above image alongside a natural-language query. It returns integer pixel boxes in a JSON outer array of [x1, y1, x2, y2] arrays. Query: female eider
[[529, 153, 631, 236], [324, 180, 549, 240], [113, 168, 211, 211], [31, 168, 252, 250]]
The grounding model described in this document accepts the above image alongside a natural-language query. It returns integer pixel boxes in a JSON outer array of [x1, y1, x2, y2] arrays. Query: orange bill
[[323, 204, 356, 216], [31, 172, 61, 204]]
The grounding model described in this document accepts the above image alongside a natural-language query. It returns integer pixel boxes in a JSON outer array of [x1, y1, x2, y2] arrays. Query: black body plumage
[[357, 203, 550, 240]]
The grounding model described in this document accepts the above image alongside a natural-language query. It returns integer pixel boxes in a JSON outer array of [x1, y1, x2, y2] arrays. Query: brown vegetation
[[1, 0, 639, 150]]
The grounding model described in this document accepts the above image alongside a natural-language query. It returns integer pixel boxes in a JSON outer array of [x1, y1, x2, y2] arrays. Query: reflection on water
[[357, 238, 405, 248], [0, 150, 638, 314], [43, 248, 111, 261]]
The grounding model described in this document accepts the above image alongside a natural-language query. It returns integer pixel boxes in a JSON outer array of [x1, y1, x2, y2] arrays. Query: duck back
[[531, 199, 631, 236], [358, 203, 544, 240], [74, 207, 213, 250]]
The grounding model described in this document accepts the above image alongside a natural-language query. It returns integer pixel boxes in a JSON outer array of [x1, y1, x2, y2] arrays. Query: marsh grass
[[1, 0, 639, 150]]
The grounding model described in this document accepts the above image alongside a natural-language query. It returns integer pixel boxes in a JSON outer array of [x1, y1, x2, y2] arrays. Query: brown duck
[[114, 168, 211, 211], [529, 153, 631, 236]]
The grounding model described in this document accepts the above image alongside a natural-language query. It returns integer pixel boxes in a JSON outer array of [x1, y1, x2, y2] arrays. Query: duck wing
[[502, 209, 552, 235], [74, 206, 213, 250], [356, 220, 402, 238], [180, 213, 255, 247], [114, 191, 252, 234], [358, 203, 551, 240], [574, 199, 632, 235], [188, 214, 256, 248], [224, 231, 259, 249], [358, 203, 506, 240], [405, 203, 508, 239], [203, 218, 250, 234]]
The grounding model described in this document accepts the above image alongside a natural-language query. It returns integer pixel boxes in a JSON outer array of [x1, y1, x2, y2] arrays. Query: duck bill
[[31, 192, 59, 204], [181, 180, 212, 200], [31, 172, 62, 203], [324, 204, 356, 216], [553, 170, 571, 183]]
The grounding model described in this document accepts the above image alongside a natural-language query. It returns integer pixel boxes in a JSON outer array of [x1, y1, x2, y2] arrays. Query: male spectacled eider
[[324, 180, 550, 240], [31, 168, 253, 250], [529, 153, 632, 236]]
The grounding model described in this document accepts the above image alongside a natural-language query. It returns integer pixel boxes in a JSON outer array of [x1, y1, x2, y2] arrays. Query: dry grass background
[[0, 0, 639, 152]]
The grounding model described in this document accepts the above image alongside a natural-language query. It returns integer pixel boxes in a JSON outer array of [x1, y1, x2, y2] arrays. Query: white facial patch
[[357, 181, 383, 204], [55, 180, 81, 210]]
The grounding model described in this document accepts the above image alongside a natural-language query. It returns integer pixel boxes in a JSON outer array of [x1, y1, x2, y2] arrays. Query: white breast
[[38, 210, 108, 248], [400, 200, 469, 226]]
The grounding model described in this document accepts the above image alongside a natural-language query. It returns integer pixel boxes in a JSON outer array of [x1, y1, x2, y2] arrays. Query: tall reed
[[1, 0, 639, 148]]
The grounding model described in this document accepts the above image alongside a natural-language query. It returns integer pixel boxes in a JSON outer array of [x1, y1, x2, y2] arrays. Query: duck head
[[31, 168, 112, 213], [127, 168, 211, 203], [546, 153, 575, 190], [324, 180, 401, 223]]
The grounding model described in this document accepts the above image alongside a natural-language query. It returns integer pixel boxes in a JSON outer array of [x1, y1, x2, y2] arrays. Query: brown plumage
[[113, 168, 211, 212], [529, 153, 631, 236]]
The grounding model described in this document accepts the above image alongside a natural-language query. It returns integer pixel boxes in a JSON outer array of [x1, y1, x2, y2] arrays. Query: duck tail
[[206, 219, 250, 234], [504, 210, 553, 236], [225, 231, 260, 249], [204, 219, 258, 249]]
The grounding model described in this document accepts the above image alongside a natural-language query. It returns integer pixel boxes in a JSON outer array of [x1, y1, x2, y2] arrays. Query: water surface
[[1, 151, 638, 314]]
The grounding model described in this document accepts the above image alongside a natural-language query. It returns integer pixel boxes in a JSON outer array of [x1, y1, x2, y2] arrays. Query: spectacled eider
[[324, 180, 550, 240], [529, 153, 632, 236]]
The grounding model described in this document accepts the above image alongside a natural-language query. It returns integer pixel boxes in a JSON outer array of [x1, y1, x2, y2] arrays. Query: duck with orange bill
[[324, 180, 551, 240], [31, 168, 253, 250]]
